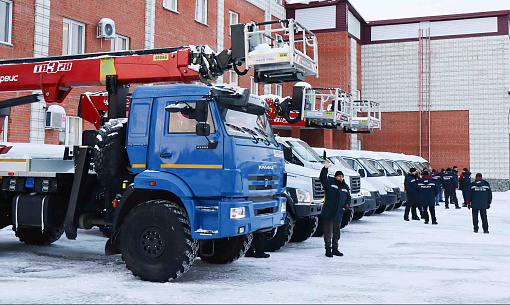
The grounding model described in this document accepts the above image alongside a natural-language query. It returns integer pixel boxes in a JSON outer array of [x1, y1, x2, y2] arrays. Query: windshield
[[286, 140, 323, 163], [413, 162, 426, 171], [378, 159, 399, 176], [396, 160, 411, 172], [218, 104, 276, 144], [359, 158, 382, 176], [333, 156, 355, 171]]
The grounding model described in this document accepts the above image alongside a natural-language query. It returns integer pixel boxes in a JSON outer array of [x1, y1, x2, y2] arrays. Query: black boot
[[325, 248, 333, 258], [332, 248, 343, 257], [254, 252, 270, 258]]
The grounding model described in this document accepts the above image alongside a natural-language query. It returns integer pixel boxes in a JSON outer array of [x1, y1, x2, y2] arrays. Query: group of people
[[404, 166, 492, 233]]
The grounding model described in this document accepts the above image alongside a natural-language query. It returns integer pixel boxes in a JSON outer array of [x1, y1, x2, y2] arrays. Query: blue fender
[[134, 171, 195, 198]]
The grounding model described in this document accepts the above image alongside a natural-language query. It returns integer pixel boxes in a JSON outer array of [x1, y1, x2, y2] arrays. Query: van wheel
[[385, 203, 395, 211], [264, 212, 294, 252], [352, 211, 365, 221], [93, 118, 133, 194], [291, 215, 318, 242], [364, 209, 376, 216], [119, 200, 198, 282], [199, 234, 253, 264], [375, 205, 387, 214], [340, 208, 354, 229], [14, 226, 64, 245], [394, 202, 402, 209]]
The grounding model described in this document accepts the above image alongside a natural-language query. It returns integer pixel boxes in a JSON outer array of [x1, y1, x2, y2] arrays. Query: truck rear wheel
[[93, 118, 133, 194], [14, 226, 64, 245], [265, 212, 294, 252], [340, 208, 354, 229], [119, 200, 198, 282], [199, 234, 253, 264], [352, 211, 365, 221], [313, 216, 324, 237], [375, 205, 387, 214], [290, 215, 318, 242]]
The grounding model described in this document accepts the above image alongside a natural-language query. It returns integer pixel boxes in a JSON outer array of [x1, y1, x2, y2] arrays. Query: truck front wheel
[[265, 212, 294, 252], [119, 200, 198, 282], [199, 234, 253, 264], [290, 215, 318, 242], [14, 226, 64, 245]]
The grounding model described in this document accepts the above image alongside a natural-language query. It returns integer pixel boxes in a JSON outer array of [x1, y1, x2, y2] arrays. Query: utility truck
[[0, 19, 319, 282]]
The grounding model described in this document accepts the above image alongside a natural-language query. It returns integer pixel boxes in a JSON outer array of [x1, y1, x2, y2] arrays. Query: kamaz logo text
[[0, 75, 18, 83], [259, 165, 274, 170], [33, 62, 73, 74]]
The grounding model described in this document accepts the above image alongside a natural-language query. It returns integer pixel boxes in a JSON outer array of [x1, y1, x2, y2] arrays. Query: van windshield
[[286, 140, 323, 163], [333, 156, 355, 171], [358, 158, 383, 176], [396, 160, 411, 172]]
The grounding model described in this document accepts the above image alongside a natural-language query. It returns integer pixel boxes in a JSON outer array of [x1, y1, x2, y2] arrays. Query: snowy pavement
[[1, 191, 509, 304]]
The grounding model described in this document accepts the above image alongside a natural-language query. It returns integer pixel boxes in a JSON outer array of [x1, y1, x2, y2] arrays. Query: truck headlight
[[230, 207, 246, 219], [360, 188, 372, 197], [296, 189, 312, 203], [281, 201, 286, 213], [384, 185, 393, 193]]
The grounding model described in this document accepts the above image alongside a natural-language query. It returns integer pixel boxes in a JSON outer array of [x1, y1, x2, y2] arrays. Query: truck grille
[[350, 176, 361, 194], [312, 178, 325, 200], [248, 175, 279, 191]]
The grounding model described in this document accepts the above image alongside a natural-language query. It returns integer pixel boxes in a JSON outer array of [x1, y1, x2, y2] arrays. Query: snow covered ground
[[1, 191, 509, 304]]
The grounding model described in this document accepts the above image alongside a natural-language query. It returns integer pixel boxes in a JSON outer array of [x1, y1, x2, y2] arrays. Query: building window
[[229, 71, 238, 85], [274, 33, 283, 48], [229, 11, 239, 36], [275, 0, 283, 5], [250, 77, 258, 95], [63, 19, 85, 55], [111, 34, 130, 51], [195, 0, 207, 25], [163, 0, 177, 12], [0, 0, 12, 44], [0, 116, 8, 141], [59, 116, 82, 146], [275, 84, 282, 97], [356, 90, 361, 100]]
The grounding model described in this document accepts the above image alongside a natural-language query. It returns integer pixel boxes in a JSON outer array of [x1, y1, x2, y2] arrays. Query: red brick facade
[[357, 110, 470, 170]]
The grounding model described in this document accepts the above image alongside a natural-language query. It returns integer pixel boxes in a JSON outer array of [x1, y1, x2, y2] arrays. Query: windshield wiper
[[241, 127, 263, 144], [253, 127, 272, 146], [225, 123, 246, 133]]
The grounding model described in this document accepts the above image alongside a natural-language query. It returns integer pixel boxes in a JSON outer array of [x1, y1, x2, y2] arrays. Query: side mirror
[[195, 99, 209, 123], [196, 122, 211, 137], [379, 169, 385, 175], [358, 169, 366, 178], [397, 169, 403, 175], [282, 145, 292, 162]]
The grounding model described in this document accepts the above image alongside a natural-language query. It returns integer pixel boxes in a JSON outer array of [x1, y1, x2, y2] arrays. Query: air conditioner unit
[[45, 105, 66, 130], [97, 18, 115, 40]]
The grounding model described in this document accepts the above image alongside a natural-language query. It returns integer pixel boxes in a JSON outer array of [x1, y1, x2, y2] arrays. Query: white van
[[275, 136, 365, 228], [314, 148, 379, 218], [328, 149, 399, 213]]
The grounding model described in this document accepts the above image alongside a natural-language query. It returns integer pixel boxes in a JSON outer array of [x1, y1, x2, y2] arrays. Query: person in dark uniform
[[459, 168, 472, 207], [320, 160, 351, 258], [417, 171, 439, 224], [439, 168, 446, 202], [452, 166, 459, 176], [467, 173, 492, 234], [441, 168, 460, 209], [404, 168, 420, 221], [431, 169, 441, 206]]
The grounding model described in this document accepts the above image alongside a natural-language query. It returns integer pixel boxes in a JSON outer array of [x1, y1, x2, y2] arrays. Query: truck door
[[148, 96, 224, 198]]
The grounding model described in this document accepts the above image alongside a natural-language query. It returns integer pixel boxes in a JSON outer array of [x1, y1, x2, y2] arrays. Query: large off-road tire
[[93, 118, 133, 194], [364, 209, 376, 216], [340, 208, 354, 229], [99, 225, 112, 238], [375, 205, 387, 214], [291, 215, 318, 242], [199, 234, 253, 264], [264, 212, 294, 252], [14, 227, 64, 245], [353, 211, 365, 221], [119, 200, 198, 282], [385, 203, 396, 211], [313, 216, 324, 237]]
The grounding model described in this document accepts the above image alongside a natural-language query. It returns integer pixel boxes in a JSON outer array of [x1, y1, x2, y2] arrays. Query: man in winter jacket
[[404, 168, 420, 221], [459, 168, 472, 207], [320, 160, 351, 258], [431, 169, 442, 206], [467, 173, 492, 234], [439, 168, 446, 202], [441, 168, 460, 209], [417, 171, 440, 224]]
